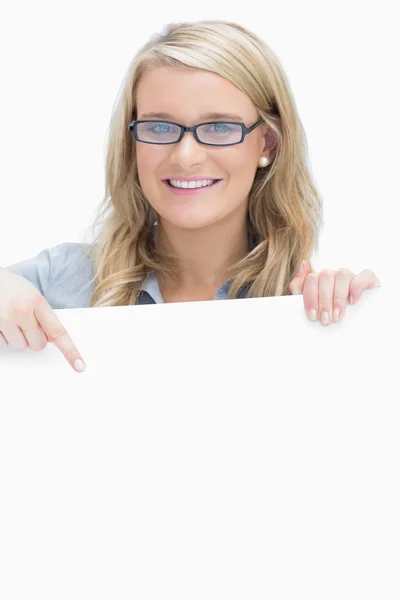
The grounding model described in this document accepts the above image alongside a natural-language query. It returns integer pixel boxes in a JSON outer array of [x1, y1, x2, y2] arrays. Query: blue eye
[[209, 123, 232, 133], [148, 124, 173, 135]]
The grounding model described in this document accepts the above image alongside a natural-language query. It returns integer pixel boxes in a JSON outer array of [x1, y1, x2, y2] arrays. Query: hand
[[288, 261, 382, 325], [0, 268, 86, 371]]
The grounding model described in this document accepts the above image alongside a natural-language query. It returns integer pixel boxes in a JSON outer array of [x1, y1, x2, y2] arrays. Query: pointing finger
[[34, 294, 86, 372]]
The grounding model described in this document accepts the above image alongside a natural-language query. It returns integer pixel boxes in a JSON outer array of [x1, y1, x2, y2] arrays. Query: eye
[[208, 123, 232, 133], [148, 123, 173, 135]]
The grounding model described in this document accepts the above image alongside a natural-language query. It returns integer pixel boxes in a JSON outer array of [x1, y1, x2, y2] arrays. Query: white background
[[0, 0, 398, 287]]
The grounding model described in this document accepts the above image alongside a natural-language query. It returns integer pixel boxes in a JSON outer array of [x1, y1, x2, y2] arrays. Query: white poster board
[[0, 287, 398, 599]]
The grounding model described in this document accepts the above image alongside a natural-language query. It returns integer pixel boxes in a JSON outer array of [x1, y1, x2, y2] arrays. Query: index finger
[[34, 294, 85, 372], [348, 269, 382, 304]]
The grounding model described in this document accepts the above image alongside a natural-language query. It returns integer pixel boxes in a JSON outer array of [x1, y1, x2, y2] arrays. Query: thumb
[[289, 261, 312, 295], [298, 260, 311, 275]]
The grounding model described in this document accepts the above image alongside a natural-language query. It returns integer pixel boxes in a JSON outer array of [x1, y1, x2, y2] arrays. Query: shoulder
[[50, 241, 95, 273], [47, 242, 96, 308], [6, 241, 96, 309]]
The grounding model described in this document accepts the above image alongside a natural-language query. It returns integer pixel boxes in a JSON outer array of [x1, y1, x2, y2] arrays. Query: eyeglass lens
[[135, 121, 243, 145]]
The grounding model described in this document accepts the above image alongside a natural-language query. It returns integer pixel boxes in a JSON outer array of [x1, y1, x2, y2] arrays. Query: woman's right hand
[[0, 268, 86, 372]]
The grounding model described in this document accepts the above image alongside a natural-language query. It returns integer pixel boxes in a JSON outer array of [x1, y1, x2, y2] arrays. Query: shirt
[[5, 242, 237, 309]]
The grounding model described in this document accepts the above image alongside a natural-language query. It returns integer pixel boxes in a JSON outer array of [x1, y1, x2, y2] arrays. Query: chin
[[159, 211, 224, 231]]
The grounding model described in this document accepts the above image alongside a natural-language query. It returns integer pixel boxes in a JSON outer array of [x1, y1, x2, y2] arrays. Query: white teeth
[[168, 179, 216, 188]]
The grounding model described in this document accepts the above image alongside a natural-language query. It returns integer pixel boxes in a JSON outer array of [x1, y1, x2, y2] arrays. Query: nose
[[167, 130, 208, 168]]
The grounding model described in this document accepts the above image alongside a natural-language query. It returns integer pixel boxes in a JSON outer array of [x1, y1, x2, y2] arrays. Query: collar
[[139, 273, 235, 304]]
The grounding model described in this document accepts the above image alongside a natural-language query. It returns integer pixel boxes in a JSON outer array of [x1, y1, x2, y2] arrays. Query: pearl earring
[[258, 156, 269, 168]]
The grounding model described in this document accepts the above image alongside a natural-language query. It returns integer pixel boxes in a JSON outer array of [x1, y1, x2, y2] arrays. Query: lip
[[162, 176, 222, 182]]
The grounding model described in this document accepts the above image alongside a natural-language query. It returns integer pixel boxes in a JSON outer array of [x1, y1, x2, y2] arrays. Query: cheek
[[223, 149, 258, 202], [224, 144, 257, 174], [136, 148, 163, 188], [224, 156, 257, 189]]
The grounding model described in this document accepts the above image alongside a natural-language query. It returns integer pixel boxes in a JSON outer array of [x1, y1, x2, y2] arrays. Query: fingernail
[[74, 359, 86, 372], [349, 295, 354, 305], [308, 309, 317, 321], [333, 308, 340, 323], [321, 311, 330, 325]]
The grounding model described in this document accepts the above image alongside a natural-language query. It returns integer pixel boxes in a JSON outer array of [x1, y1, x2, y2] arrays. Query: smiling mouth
[[165, 179, 222, 189]]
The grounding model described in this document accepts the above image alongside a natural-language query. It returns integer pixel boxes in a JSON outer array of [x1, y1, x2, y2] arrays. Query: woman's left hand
[[289, 262, 381, 325]]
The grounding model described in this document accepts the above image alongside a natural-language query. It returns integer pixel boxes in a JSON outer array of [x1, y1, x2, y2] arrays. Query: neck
[[156, 208, 250, 289]]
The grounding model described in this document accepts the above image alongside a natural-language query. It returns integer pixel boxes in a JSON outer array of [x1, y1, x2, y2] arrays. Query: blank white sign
[[0, 287, 398, 599]]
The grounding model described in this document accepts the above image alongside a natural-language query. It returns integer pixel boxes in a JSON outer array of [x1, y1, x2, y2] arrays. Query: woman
[[2, 20, 381, 372]]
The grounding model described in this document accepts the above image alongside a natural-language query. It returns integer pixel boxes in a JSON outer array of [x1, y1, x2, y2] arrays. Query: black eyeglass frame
[[128, 118, 264, 146]]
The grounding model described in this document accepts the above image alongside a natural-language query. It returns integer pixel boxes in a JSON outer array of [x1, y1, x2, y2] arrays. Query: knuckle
[[304, 272, 318, 284], [319, 268, 335, 277], [46, 324, 67, 343], [360, 268, 375, 278], [0, 311, 12, 326], [34, 291, 49, 307], [31, 340, 48, 351], [337, 268, 353, 277], [10, 300, 32, 318]]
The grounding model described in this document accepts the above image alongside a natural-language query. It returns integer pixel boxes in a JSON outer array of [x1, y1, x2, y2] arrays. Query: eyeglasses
[[128, 118, 263, 146]]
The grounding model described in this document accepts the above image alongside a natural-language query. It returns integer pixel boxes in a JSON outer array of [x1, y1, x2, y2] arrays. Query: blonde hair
[[83, 20, 323, 307]]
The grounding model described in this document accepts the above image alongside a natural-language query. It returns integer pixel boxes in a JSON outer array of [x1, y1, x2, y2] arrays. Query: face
[[135, 66, 270, 232]]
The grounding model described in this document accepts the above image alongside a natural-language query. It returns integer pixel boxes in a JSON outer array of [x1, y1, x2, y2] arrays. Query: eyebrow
[[139, 112, 245, 121]]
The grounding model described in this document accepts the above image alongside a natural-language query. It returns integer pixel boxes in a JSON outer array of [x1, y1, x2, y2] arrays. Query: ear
[[261, 117, 280, 162]]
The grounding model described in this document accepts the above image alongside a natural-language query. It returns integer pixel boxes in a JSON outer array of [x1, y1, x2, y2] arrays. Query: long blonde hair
[[83, 20, 323, 307]]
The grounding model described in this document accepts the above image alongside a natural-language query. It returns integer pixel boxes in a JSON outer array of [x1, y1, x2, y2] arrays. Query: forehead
[[136, 66, 256, 121]]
